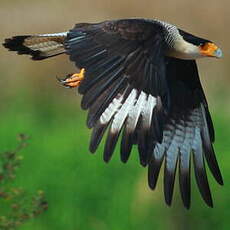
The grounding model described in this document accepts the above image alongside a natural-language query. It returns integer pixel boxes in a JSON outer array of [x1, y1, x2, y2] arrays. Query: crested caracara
[[3, 18, 223, 209]]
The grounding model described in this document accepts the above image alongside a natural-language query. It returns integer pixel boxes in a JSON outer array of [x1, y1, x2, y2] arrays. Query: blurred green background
[[0, 0, 230, 229]]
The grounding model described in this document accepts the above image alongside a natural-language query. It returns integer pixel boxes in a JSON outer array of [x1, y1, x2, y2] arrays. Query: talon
[[58, 68, 85, 88]]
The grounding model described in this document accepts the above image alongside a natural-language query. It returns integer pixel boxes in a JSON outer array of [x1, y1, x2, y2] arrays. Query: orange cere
[[200, 42, 219, 57]]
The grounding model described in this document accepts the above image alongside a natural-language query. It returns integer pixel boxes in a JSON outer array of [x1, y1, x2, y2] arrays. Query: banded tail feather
[[3, 32, 67, 60]]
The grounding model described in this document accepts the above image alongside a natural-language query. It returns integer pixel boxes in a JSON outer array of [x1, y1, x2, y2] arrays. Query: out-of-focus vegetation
[[0, 135, 47, 230], [0, 0, 230, 229]]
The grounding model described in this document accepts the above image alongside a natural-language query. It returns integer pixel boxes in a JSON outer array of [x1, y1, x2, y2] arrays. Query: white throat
[[167, 37, 203, 60]]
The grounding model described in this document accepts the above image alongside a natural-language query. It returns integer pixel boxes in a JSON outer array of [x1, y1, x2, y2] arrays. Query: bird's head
[[178, 30, 223, 59], [199, 42, 223, 58]]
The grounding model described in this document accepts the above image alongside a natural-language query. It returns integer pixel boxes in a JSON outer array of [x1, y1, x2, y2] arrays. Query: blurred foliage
[[0, 135, 48, 230]]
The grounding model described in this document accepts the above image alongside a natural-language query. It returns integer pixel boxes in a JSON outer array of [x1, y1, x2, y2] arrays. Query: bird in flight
[[3, 18, 223, 209]]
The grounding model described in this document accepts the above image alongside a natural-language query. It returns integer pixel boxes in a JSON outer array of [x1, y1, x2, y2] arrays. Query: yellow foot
[[57, 68, 85, 88]]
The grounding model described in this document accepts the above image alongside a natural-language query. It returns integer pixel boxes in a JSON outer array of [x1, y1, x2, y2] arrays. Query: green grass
[[0, 88, 229, 230]]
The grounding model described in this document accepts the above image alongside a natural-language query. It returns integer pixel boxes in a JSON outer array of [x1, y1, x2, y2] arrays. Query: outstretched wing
[[148, 58, 223, 208], [65, 19, 169, 166], [64, 19, 223, 208]]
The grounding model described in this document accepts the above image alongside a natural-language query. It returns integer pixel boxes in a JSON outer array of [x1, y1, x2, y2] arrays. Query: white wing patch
[[111, 89, 138, 134], [141, 94, 156, 130], [100, 93, 124, 125], [126, 91, 147, 132], [98, 88, 156, 136]]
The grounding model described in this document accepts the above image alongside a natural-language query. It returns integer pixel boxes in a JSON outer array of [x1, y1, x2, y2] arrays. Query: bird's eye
[[200, 42, 209, 51]]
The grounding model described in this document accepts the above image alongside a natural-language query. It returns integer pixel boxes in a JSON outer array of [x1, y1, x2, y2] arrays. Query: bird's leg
[[57, 68, 85, 88]]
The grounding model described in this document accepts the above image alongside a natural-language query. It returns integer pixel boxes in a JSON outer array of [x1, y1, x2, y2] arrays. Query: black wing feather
[[120, 127, 134, 163], [200, 104, 223, 184], [179, 147, 191, 209], [81, 65, 124, 111], [148, 144, 165, 190]]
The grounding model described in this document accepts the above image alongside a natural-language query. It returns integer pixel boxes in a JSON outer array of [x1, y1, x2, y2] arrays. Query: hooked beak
[[199, 42, 223, 58]]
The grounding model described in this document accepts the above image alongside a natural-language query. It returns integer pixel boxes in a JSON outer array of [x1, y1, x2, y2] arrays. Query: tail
[[3, 32, 67, 60]]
